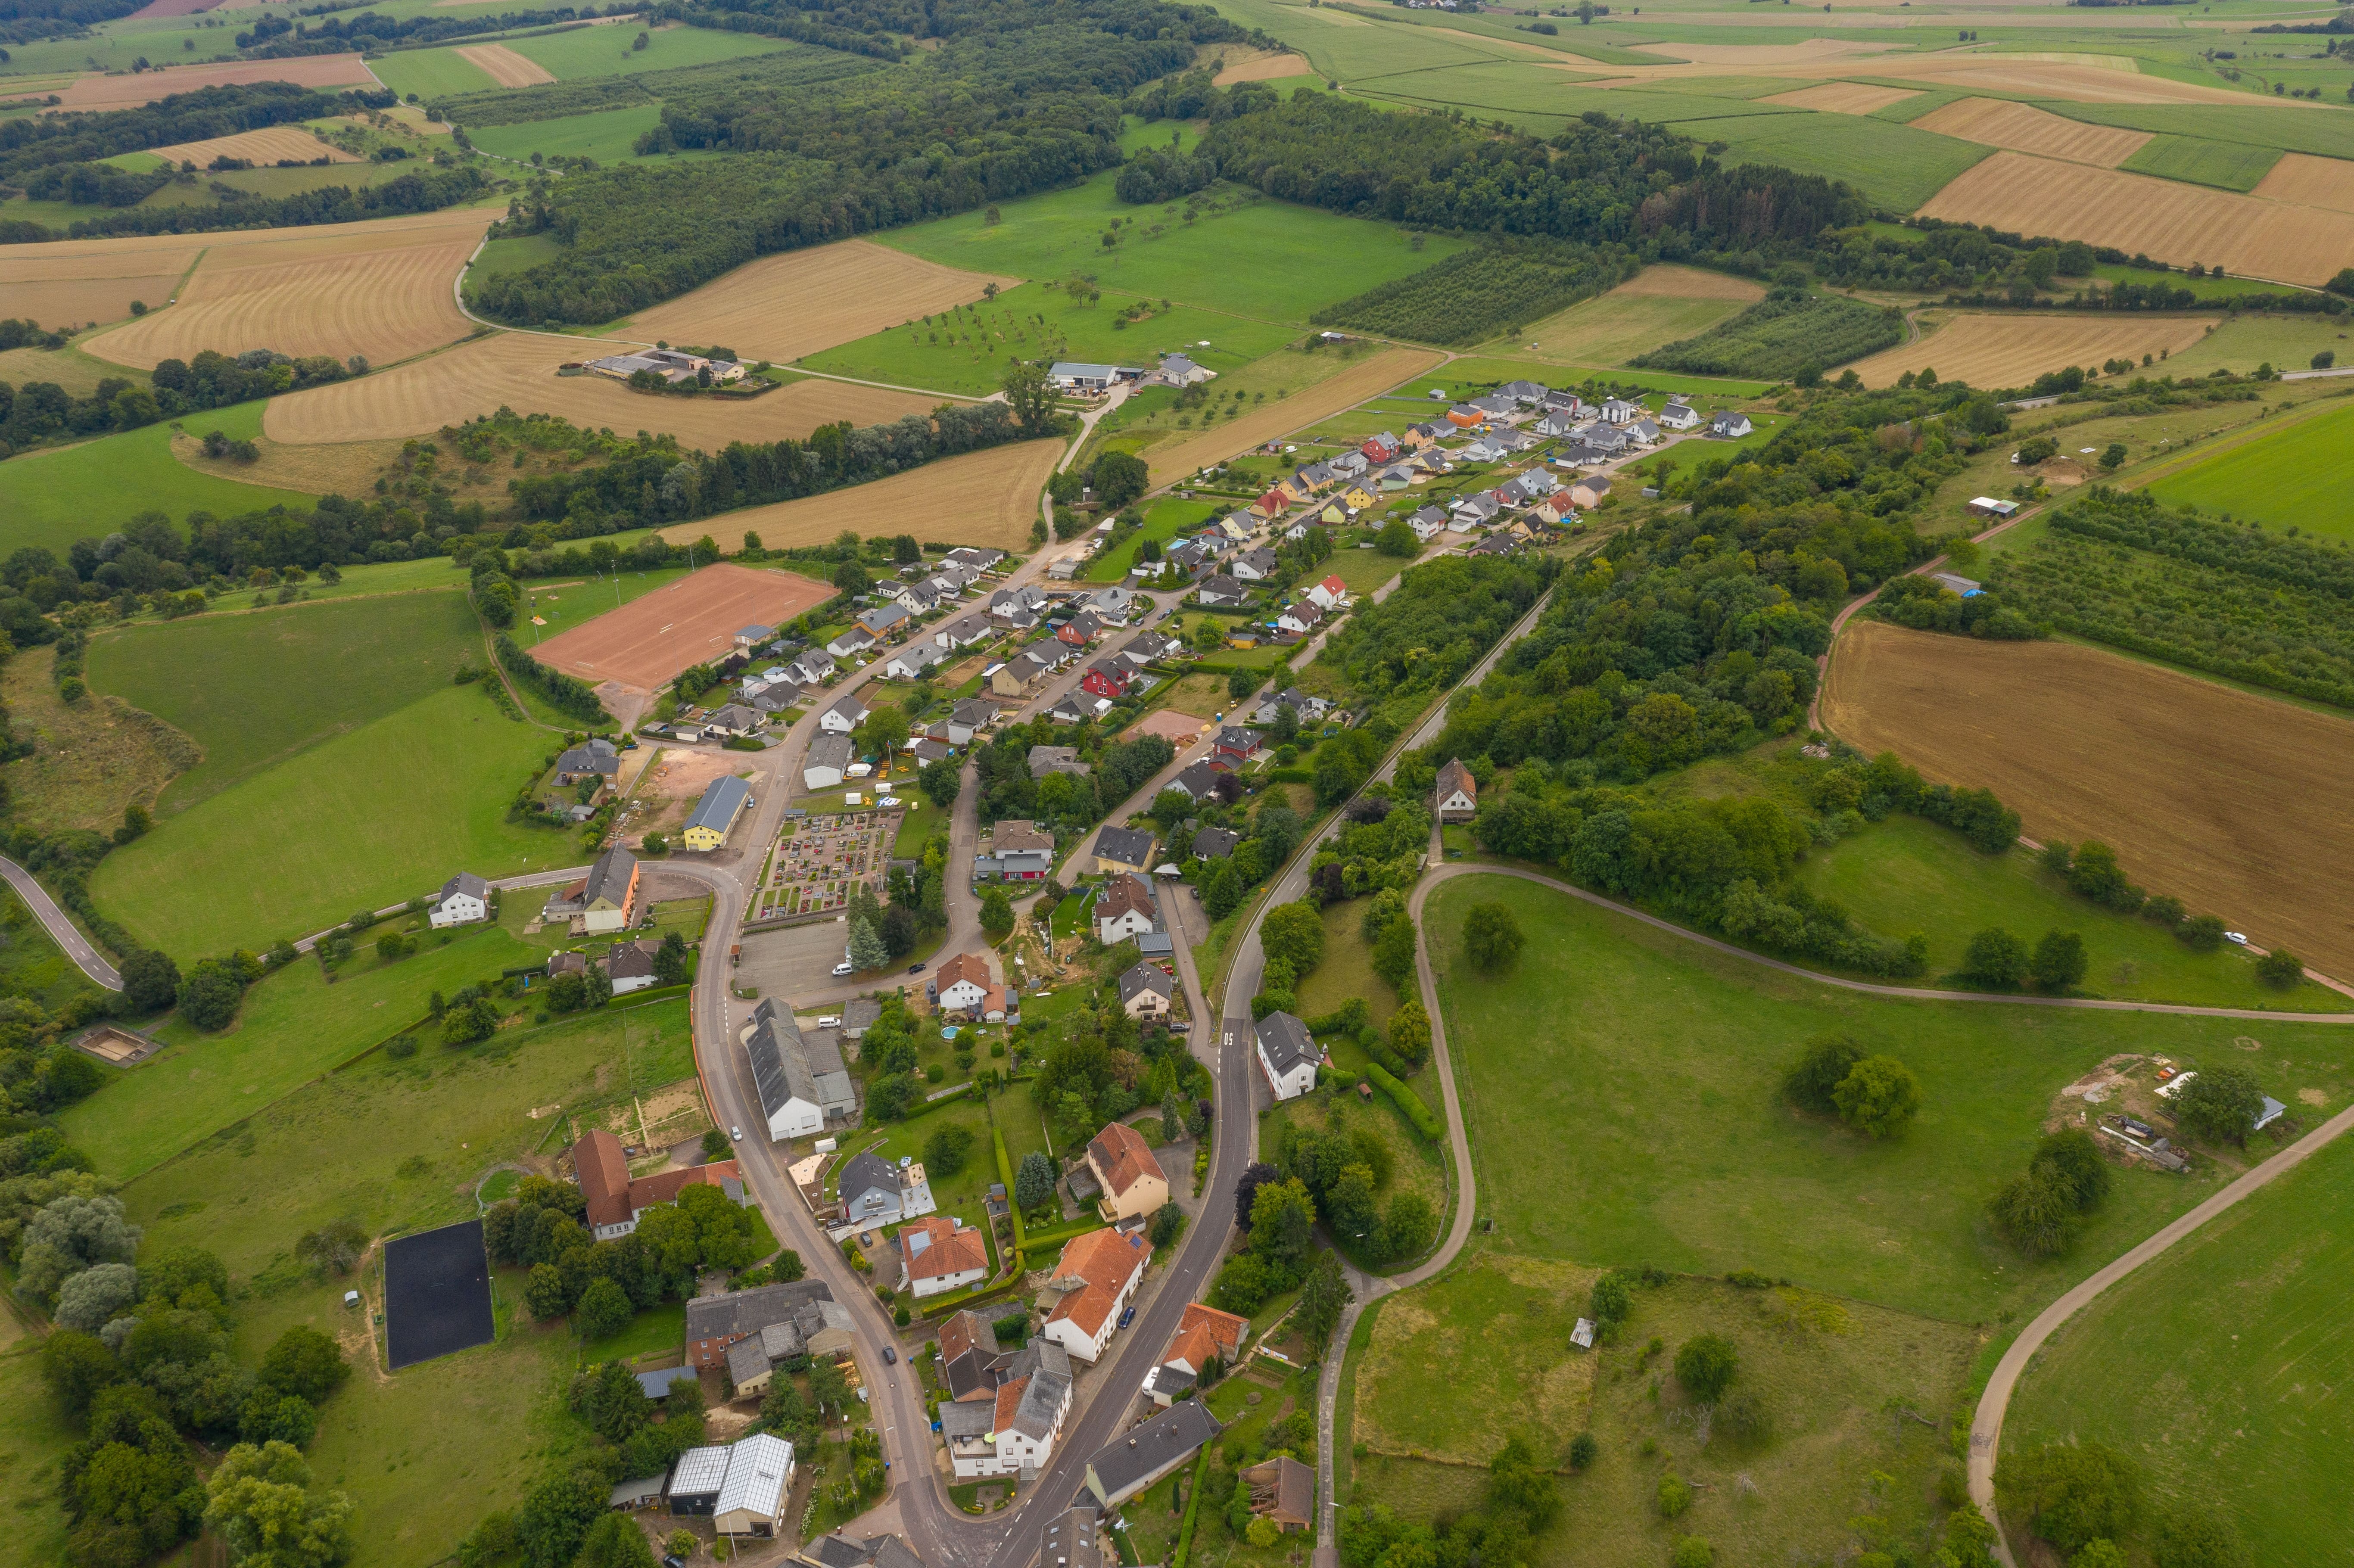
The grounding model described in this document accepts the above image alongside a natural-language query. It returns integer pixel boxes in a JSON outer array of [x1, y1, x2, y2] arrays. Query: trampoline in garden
[[383, 1219, 495, 1369]]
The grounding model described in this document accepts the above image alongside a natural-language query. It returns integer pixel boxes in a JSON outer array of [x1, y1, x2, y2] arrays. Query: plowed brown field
[[1145, 346, 1445, 487], [1823, 619, 2354, 983], [1915, 152, 2354, 286], [149, 123, 358, 168], [1846, 312, 2217, 389], [1912, 97, 2150, 165], [262, 332, 947, 446], [2252, 152, 2354, 215], [86, 214, 487, 370], [532, 563, 834, 690], [661, 439, 1061, 553], [627, 240, 1018, 366], [45, 54, 374, 110], [453, 44, 555, 87], [1761, 81, 1921, 115]]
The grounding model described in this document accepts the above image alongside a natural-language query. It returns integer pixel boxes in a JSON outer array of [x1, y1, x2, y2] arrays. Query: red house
[[1361, 436, 1398, 464], [1080, 658, 1133, 700], [1213, 725, 1264, 766], [1057, 611, 1102, 647]]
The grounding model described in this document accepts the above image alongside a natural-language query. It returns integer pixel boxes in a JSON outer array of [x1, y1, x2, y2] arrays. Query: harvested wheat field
[[46, 54, 375, 110], [532, 563, 835, 690], [1635, 38, 1898, 65], [1146, 347, 1445, 487], [454, 43, 556, 87], [1916, 152, 2354, 286], [1761, 81, 1921, 115], [1610, 264, 1767, 303], [663, 439, 1061, 554], [1845, 312, 2216, 389], [1879, 56, 2267, 106], [171, 430, 479, 504], [628, 240, 1018, 366], [1211, 48, 1311, 86], [1825, 619, 2354, 981], [2253, 152, 2354, 215], [1911, 97, 2150, 165], [149, 123, 358, 168], [87, 213, 488, 371], [0, 238, 206, 330], [264, 333, 947, 446]]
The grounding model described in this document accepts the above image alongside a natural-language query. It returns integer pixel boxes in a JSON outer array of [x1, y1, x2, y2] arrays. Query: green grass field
[[115, 1002, 671, 1568], [140, 161, 418, 208], [368, 44, 500, 100], [1426, 874, 2354, 1323], [1436, 354, 1774, 400], [1703, 111, 1996, 213], [2085, 261, 2304, 303], [58, 919, 552, 1179], [0, 887, 109, 1015], [802, 281, 1300, 396], [2005, 1132, 2354, 1567], [874, 170, 1469, 324], [88, 591, 488, 813], [90, 682, 576, 958], [2146, 398, 2354, 539], [1790, 815, 2348, 1011], [505, 21, 796, 81], [0, 1317, 76, 1568], [1515, 287, 1756, 368], [1086, 497, 1219, 583], [466, 103, 730, 167], [2118, 134, 2283, 191], [0, 399, 317, 559], [2042, 100, 2354, 164]]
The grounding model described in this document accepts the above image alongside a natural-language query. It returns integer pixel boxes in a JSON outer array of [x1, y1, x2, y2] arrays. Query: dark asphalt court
[[384, 1219, 496, 1369]]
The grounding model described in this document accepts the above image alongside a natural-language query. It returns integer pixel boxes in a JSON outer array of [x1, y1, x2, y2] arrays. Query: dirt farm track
[[529, 563, 834, 692], [1823, 619, 2354, 984]]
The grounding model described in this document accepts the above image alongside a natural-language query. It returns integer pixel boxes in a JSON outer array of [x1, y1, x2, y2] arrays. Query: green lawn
[[1426, 874, 2354, 1324], [116, 1003, 658, 1568], [0, 399, 317, 560], [873, 169, 1470, 324], [1292, 893, 1400, 1032], [504, 21, 798, 81], [1514, 286, 1756, 369], [1317, 544, 1408, 599], [2118, 134, 2283, 192], [576, 1299, 687, 1366], [0, 1324, 76, 1568], [1086, 497, 1220, 583], [57, 921, 558, 1179], [89, 681, 578, 959], [803, 282, 1300, 398], [88, 590, 488, 814], [512, 564, 690, 648], [2146, 398, 2354, 540], [2005, 1131, 2354, 1568], [1790, 815, 2348, 1011], [470, 229, 570, 280]]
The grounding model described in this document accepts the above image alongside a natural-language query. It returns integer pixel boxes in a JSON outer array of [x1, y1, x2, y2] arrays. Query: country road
[[0, 855, 121, 990]]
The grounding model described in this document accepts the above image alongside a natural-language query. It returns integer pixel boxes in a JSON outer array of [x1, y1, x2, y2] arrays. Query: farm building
[[742, 998, 855, 1140], [684, 1278, 836, 1369], [1048, 362, 1143, 394], [682, 775, 754, 851], [588, 348, 746, 386], [665, 1432, 793, 1537], [1968, 497, 2021, 521]]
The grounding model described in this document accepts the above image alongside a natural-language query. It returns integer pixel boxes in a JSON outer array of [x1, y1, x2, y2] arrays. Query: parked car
[[907, 961, 927, 974], [832, 961, 855, 977], [730, 1126, 742, 1142], [1118, 1306, 1135, 1330], [2226, 931, 2249, 945], [882, 1345, 897, 1365]]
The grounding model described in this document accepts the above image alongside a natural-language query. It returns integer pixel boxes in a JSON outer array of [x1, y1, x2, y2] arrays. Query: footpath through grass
[[2006, 1131, 2354, 1567], [90, 681, 576, 959], [88, 590, 488, 813], [1425, 874, 2354, 1324]]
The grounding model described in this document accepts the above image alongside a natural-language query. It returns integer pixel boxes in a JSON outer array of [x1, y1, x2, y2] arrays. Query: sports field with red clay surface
[[530, 563, 832, 691]]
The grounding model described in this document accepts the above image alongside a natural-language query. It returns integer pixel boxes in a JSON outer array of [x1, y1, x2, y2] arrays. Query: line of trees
[[0, 348, 355, 464]]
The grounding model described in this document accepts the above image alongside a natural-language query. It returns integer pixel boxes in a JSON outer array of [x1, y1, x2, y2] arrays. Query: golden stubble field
[[1911, 96, 2151, 165], [1144, 346, 1446, 487], [1761, 81, 1921, 115], [149, 123, 360, 167], [262, 333, 948, 446], [2253, 152, 2354, 215], [41, 54, 375, 109], [1915, 151, 2354, 286], [1823, 619, 2354, 983], [625, 239, 1018, 367], [86, 208, 492, 371], [454, 43, 555, 87], [661, 439, 1062, 553], [1846, 312, 2218, 389]]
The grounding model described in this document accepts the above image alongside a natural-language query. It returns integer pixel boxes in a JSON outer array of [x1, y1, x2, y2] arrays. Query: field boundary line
[[1967, 1095, 2354, 1567]]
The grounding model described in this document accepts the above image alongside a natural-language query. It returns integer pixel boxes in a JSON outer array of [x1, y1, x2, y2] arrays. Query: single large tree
[[204, 1441, 355, 1568], [2172, 1062, 2267, 1146], [1831, 1055, 1923, 1138], [1002, 360, 1059, 433], [1463, 901, 1524, 973]]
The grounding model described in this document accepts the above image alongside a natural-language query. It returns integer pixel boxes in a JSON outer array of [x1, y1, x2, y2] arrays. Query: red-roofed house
[[901, 1214, 989, 1298], [1143, 1302, 1252, 1406], [1042, 1227, 1152, 1363], [1084, 1121, 1168, 1222], [572, 1127, 741, 1241], [1252, 488, 1289, 520], [1305, 574, 1348, 612], [935, 952, 993, 1016]]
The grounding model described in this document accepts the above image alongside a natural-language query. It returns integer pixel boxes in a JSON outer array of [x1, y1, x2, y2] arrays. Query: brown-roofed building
[[1084, 1121, 1168, 1223], [1243, 1455, 1315, 1532], [1143, 1302, 1251, 1406], [901, 1214, 989, 1299], [1042, 1227, 1152, 1363], [1435, 757, 1477, 822], [934, 951, 994, 1016], [572, 1127, 742, 1241], [1093, 874, 1158, 946]]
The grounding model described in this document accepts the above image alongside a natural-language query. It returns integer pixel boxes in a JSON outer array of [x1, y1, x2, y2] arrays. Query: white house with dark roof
[[1659, 401, 1699, 431], [742, 999, 854, 1140], [1255, 1011, 1320, 1101], [836, 1148, 934, 1225], [803, 733, 854, 791], [428, 872, 489, 929], [1709, 410, 1753, 439]]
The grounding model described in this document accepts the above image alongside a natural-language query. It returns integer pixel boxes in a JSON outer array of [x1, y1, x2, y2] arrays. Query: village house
[[1141, 1302, 1250, 1406], [571, 1128, 743, 1241], [1041, 1228, 1152, 1363], [802, 734, 853, 791], [1168, 759, 1226, 803], [884, 642, 945, 681], [947, 697, 997, 747], [1243, 1456, 1315, 1533], [1276, 601, 1321, 636], [1118, 961, 1174, 1021], [556, 845, 640, 934], [1569, 473, 1613, 510], [937, 1339, 1074, 1478], [933, 951, 994, 1017], [665, 1432, 794, 1540], [1213, 726, 1264, 767], [975, 820, 1056, 881], [1255, 1010, 1321, 1101], [837, 1148, 937, 1226], [1093, 873, 1159, 943], [819, 692, 868, 734], [1191, 824, 1240, 860], [1196, 575, 1249, 609], [900, 1214, 988, 1298], [1709, 411, 1753, 440], [826, 626, 876, 660], [1659, 401, 1700, 431], [554, 736, 620, 786], [684, 1278, 837, 1369], [935, 611, 994, 649], [1230, 548, 1280, 583], [742, 998, 855, 1139], [1092, 826, 1156, 877], [1435, 757, 1478, 821], [1086, 1120, 1168, 1220], [787, 648, 836, 687], [428, 871, 489, 929]]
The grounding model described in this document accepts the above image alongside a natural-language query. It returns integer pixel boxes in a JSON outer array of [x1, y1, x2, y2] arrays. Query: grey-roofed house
[[820, 691, 869, 735], [841, 998, 881, 1041], [428, 871, 489, 929], [1169, 759, 1224, 803], [1229, 548, 1280, 582], [1195, 575, 1248, 609], [555, 736, 620, 783], [1041, 1506, 1111, 1568], [1078, 1398, 1223, 1509], [976, 820, 1056, 881], [1028, 745, 1093, 781], [1191, 824, 1240, 861], [685, 1278, 834, 1369], [947, 698, 997, 747], [1255, 1010, 1319, 1101], [741, 998, 854, 1141], [837, 1149, 934, 1226], [803, 733, 855, 791], [1091, 824, 1155, 875], [1117, 962, 1174, 1020]]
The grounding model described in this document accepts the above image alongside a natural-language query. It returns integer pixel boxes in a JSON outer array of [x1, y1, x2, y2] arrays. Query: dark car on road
[[883, 1345, 897, 1365]]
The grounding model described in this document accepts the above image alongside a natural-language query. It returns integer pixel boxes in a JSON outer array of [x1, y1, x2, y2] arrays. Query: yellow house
[[1342, 484, 1376, 510], [681, 775, 753, 852], [1085, 1120, 1169, 1222]]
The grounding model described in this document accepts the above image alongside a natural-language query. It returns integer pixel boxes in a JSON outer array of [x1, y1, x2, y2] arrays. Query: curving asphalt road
[[0, 855, 122, 991]]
